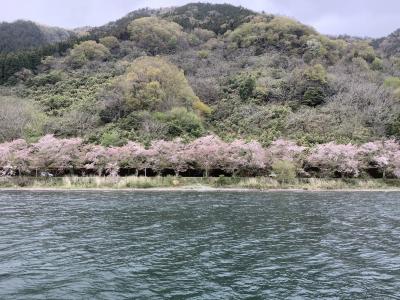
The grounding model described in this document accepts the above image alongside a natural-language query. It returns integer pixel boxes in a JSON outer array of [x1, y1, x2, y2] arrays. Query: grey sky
[[0, 0, 398, 38]]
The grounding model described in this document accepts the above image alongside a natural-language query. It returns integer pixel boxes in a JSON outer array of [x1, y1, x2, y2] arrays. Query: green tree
[[99, 36, 119, 50], [67, 40, 110, 68], [301, 64, 328, 106], [302, 87, 325, 107], [118, 56, 208, 112], [227, 74, 256, 101], [128, 17, 187, 54], [229, 16, 316, 53], [304, 64, 327, 84]]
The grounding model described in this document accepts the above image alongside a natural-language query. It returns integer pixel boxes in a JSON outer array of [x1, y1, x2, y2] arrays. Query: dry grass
[[0, 176, 399, 190]]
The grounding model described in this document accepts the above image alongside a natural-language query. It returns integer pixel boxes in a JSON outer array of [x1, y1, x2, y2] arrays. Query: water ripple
[[0, 191, 399, 299]]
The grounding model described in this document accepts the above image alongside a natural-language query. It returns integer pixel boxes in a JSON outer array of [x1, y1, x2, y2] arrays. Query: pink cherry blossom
[[307, 142, 360, 177]]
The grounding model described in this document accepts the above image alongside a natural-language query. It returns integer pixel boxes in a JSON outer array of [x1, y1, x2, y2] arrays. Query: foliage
[[128, 17, 187, 55], [229, 16, 317, 53], [99, 36, 119, 50], [303, 64, 327, 84], [302, 87, 325, 106], [227, 74, 256, 101], [154, 108, 204, 138], [67, 40, 110, 68], [272, 160, 297, 183], [0, 20, 72, 53], [117, 56, 206, 113], [0, 96, 44, 142], [168, 3, 255, 34], [0, 3, 399, 150]]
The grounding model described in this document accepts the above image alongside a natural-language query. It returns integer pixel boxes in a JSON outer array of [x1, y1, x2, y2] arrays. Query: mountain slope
[[0, 20, 73, 52], [1, 3, 400, 147], [375, 28, 400, 57]]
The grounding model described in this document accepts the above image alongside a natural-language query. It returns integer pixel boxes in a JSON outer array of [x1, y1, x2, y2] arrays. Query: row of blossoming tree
[[0, 135, 400, 178]]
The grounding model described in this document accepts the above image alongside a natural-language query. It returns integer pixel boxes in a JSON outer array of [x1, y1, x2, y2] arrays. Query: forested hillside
[[0, 20, 73, 52], [1, 3, 400, 148]]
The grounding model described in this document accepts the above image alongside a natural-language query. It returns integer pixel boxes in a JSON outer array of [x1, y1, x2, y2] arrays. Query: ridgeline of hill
[[1, 3, 400, 147], [0, 20, 73, 52]]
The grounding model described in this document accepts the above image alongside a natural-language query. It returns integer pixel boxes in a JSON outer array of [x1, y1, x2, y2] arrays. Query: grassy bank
[[1, 176, 400, 191]]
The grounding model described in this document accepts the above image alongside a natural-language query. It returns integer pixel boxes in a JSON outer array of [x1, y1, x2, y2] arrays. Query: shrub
[[227, 74, 256, 101], [371, 57, 384, 71], [384, 77, 400, 89], [272, 160, 297, 183], [100, 130, 125, 147], [302, 87, 325, 106], [154, 108, 204, 138], [304, 64, 327, 84], [197, 50, 209, 59], [28, 70, 63, 86]]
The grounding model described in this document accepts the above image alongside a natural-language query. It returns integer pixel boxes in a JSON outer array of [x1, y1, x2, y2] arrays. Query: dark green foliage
[[0, 20, 72, 53], [100, 130, 126, 147], [154, 108, 204, 138], [27, 71, 63, 87], [226, 74, 256, 101], [387, 114, 400, 138], [302, 87, 325, 106], [166, 3, 255, 34], [0, 36, 90, 84]]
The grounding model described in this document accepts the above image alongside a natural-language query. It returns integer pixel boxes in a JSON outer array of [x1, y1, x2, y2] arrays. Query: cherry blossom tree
[[30, 135, 83, 175], [359, 140, 400, 178], [265, 139, 306, 168], [307, 142, 360, 177], [149, 139, 189, 176], [119, 141, 149, 176], [105, 147, 122, 177], [2, 134, 400, 180], [0, 139, 30, 176], [57, 138, 83, 174], [222, 140, 266, 176], [84, 144, 109, 176], [185, 135, 226, 177], [30, 135, 63, 175]]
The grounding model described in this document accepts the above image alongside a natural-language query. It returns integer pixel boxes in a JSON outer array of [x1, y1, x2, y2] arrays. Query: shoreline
[[1, 186, 400, 192], [1, 176, 400, 192]]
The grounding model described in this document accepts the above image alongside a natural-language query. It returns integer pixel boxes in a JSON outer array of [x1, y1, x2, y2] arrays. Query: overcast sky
[[1, 0, 399, 38]]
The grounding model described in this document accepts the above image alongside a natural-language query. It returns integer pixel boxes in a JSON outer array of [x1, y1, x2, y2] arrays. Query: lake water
[[0, 191, 399, 299]]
